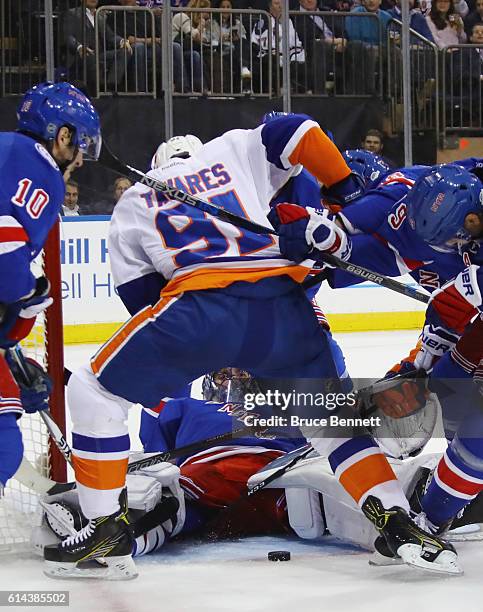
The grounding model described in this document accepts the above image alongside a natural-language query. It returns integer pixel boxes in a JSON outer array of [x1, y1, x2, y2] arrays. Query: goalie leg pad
[[285, 488, 325, 539]]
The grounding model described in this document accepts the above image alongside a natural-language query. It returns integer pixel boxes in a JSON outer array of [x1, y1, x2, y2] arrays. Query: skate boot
[[362, 495, 461, 575], [44, 490, 137, 580], [448, 492, 483, 540], [409, 468, 483, 541]]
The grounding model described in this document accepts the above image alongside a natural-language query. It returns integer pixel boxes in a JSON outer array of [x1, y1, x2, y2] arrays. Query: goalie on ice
[[36, 368, 480, 568]]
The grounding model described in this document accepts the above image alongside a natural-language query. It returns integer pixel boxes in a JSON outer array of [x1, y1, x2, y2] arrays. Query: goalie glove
[[268, 203, 351, 264]]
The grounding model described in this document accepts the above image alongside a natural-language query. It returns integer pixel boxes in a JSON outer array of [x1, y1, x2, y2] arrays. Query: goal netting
[[0, 223, 66, 552]]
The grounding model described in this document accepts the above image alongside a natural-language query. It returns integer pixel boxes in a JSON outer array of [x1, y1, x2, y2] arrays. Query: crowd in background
[[50, 0, 482, 97]]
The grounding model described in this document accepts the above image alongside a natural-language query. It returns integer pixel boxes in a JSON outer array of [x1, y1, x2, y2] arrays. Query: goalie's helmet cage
[[0, 222, 66, 553]]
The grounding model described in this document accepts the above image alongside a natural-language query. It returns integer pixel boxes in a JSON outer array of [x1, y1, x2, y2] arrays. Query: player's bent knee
[[67, 364, 131, 435]]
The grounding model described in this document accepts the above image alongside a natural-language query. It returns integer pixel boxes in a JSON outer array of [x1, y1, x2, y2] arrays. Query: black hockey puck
[[268, 550, 291, 562]]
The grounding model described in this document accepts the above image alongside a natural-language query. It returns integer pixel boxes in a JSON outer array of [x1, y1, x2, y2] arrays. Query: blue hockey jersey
[[333, 163, 482, 292], [0, 132, 65, 303], [140, 397, 306, 464]]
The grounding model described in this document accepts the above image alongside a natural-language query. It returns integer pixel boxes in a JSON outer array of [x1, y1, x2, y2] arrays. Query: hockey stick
[[98, 145, 273, 236], [98, 144, 430, 305], [204, 444, 314, 539], [246, 444, 314, 497], [22, 427, 260, 495]]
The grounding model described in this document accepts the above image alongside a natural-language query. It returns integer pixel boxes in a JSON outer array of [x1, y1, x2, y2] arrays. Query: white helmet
[[151, 135, 203, 169]]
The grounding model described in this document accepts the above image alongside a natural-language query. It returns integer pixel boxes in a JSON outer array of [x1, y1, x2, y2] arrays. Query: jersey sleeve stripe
[[0, 227, 29, 243], [279, 119, 319, 168], [287, 126, 351, 187]]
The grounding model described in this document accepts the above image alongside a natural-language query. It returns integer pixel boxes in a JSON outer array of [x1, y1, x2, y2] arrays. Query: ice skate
[[362, 495, 462, 575], [44, 491, 137, 580]]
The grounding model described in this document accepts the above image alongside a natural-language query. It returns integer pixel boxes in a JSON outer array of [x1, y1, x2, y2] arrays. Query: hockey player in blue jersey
[[0, 82, 101, 495], [325, 163, 483, 293], [374, 172, 483, 541]]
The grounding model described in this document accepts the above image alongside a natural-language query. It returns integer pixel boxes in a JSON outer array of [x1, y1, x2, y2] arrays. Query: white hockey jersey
[[108, 114, 350, 297]]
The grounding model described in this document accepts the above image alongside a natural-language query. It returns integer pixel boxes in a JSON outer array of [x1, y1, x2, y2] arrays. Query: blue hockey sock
[[0, 413, 23, 486], [422, 421, 483, 527]]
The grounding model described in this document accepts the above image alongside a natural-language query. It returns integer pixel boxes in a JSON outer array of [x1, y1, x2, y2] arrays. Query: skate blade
[[447, 523, 483, 542], [44, 556, 138, 581], [398, 544, 463, 575], [368, 550, 404, 567]]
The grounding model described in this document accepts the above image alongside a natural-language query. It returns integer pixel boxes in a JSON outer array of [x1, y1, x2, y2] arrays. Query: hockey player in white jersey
[[47, 114, 458, 579]]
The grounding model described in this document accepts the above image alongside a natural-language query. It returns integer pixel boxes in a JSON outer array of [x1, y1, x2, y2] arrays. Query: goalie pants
[[67, 277, 406, 517], [180, 449, 290, 537]]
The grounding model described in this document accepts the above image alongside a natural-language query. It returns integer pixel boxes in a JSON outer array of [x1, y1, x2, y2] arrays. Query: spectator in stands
[[208, 0, 252, 93], [388, 0, 435, 41], [419, 0, 470, 17], [62, 0, 133, 95], [294, 0, 347, 93], [425, 0, 467, 47], [361, 128, 384, 153], [114, 177, 133, 203], [62, 180, 81, 217], [251, 0, 306, 93], [465, 0, 483, 36], [344, 0, 392, 94], [345, 0, 392, 44], [172, 0, 209, 92], [361, 128, 396, 166], [113, 0, 185, 92], [450, 22, 483, 118]]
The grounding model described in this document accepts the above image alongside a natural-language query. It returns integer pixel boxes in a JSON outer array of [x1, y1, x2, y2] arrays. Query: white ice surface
[[2, 331, 480, 612]]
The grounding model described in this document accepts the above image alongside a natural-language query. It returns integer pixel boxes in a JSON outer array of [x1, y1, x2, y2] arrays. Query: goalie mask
[[202, 368, 260, 404], [370, 394, 440, 460]]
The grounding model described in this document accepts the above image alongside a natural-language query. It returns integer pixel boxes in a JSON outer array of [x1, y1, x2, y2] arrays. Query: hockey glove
[[0, 277, 52, 348], [321, 172, 365, 208], [414, 324, 460, 372], [6, 353, 52, 414], [268, 203, 351, 264]]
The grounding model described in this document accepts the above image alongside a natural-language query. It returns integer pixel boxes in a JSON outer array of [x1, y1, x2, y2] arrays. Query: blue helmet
[[342, 149, 390, 190], [406, 164, 483, 250], [17, 82, 102, 160]]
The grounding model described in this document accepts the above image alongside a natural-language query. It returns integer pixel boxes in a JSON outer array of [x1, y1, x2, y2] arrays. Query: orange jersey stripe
[[338, 453, 397, 504], [161, 265, 310, 297], [73, 455, 128, 490], [91, 296, 175, 376], [288, 126, 351, 187]]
